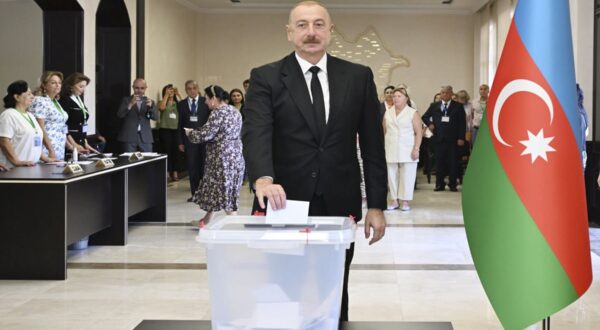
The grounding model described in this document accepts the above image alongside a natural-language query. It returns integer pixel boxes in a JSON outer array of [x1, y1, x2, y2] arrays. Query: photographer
[[117, 78, 157, 152], [158, 83, 182, 181]]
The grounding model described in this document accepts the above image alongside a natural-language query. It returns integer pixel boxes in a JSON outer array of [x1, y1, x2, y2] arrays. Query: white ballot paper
[[266, 200, 309, 225]]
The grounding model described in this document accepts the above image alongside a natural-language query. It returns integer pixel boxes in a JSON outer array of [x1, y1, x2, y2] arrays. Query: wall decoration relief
[[329, 26, 410, 89]]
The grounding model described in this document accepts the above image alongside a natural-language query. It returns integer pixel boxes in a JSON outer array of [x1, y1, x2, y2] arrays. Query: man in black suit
[[177, 80, 209, 202], [242, 1, 387, 321], [422, 85, 466, 192]]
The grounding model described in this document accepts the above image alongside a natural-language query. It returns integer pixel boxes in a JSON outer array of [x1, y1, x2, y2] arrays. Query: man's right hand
[[178, 144, 185, 152], [255, 177, 286, 210], [428, 124, 435, 131]]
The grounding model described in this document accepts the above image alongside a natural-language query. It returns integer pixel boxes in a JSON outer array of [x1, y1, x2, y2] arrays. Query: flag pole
[[542, 316, 550, 330]]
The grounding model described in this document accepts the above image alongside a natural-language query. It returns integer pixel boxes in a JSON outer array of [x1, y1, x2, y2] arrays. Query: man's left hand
[[364, 208, 386, 245]]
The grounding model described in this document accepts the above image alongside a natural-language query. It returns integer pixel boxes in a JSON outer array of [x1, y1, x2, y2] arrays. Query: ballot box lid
[[196, 216, 355, 246]]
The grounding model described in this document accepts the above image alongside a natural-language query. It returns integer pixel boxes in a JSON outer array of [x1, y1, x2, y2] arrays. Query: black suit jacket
[[116, 96, 157, 143], [242, 52, 387, 219], [422, 100, 466, 144], [177, 97, 210, 145], [59, 96, 90, 145]]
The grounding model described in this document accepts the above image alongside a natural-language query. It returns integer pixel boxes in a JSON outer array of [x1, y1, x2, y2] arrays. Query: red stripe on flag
[[488, 21, 592, 295]]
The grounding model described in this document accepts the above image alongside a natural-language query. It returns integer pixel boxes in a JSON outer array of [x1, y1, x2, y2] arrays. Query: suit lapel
[[324, 55, 348, 143], [281, 53, 320, 143]]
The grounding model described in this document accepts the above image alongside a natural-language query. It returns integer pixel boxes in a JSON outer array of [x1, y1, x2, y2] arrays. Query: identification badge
[[33, 136, 42, 147], [441, 116, 450, 123], [169, 113, 177, 119], [82, 124, 89, 133], [190, 116, 198, 122]]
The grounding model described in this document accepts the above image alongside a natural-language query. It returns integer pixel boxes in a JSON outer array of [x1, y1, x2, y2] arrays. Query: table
[[134, 320, 454, 330], [0, 155, 167, 280]]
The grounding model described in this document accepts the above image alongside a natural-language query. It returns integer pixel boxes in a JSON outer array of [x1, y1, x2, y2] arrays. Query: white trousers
[[387, 162, 417, 201]]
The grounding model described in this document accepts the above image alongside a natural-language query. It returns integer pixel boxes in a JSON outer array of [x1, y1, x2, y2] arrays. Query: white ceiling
[[178, 0, 490, 14]]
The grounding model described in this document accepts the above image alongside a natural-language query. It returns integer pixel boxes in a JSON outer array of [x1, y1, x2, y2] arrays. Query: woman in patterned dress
[[30, 71, 68, 161], [184, 85, 245, 225]]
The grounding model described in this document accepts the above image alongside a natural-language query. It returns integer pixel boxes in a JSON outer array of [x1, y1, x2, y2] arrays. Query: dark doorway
[[96, 0, 131, 153], [34, 0, 83, 76], [587, 0, 600, 225]]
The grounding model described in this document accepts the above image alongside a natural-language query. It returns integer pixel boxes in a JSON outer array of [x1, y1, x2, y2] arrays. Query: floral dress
[[189, 104, 245, 212], [30, 96, 68, 160]]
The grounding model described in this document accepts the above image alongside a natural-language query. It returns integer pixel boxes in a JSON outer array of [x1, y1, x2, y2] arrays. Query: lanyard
[[52, 99, 68, 118], [75, 96, 89, 117], [18, 110, 37, 134]]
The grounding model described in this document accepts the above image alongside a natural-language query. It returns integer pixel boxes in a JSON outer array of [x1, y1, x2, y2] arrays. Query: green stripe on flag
[[462, 116, 578, 330]]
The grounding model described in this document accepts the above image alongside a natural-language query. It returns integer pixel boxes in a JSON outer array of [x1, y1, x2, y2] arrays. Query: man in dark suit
[[242, 1, 387, 321], [117, 78, 157, 152], [178, 80, 210, 202], [421, 85, 466, 191]]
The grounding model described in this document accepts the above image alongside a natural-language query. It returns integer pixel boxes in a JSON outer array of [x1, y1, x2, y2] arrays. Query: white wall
[[194, 11, 475, 113], [145, 0, 197, 100], [0, 0, 42, 97]]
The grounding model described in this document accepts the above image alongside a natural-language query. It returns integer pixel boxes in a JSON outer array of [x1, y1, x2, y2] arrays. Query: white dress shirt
[[188, 96, 199, 112], [295, 52, 330, 123]]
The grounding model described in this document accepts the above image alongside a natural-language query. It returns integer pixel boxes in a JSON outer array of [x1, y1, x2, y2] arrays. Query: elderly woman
[[0, 80, 51, 168], [383, 88, 423, 211], [30, 71, 67, 161], [184, 85, 245, 225], [59, 72, 99, 155]]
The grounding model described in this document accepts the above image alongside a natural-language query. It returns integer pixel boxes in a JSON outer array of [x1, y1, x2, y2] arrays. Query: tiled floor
[[1, 175, 599, 329]]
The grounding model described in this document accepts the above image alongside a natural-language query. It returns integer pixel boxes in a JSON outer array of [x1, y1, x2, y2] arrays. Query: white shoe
[[400, 205, 411, 211]]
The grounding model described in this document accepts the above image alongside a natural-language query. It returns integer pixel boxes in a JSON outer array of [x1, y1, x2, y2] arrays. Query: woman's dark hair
[[61, 72, 90, 97], [384, 85, 395, 93], [229, 88, 244, 106], [204, 85, 229, 102], [3, 80, 29, 109], [161, 84, 179, 102], [60, 72, 90, 97]]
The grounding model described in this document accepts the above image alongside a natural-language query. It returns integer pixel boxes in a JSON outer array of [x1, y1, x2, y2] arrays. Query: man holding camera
[[117, 78, 157, 152]]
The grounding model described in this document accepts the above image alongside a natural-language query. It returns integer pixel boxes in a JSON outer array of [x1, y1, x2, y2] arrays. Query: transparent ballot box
[[197, 216, 356, 330]]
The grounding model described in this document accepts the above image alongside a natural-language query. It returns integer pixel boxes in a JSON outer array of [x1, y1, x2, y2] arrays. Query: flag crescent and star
[[461, 0, 592, 329]]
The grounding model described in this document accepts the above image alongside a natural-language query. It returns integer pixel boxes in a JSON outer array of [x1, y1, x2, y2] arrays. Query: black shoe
[[449, 187, 458, 192], [434, 186, 445, 192], [187, 197, 193, 202]]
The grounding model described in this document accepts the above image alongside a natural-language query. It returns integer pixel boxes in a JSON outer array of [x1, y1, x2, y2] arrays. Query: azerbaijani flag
[[462, 0, 593, 329]]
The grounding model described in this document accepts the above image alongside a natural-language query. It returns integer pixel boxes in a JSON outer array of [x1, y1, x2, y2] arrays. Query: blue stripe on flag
[[514, 0, 582, 151]]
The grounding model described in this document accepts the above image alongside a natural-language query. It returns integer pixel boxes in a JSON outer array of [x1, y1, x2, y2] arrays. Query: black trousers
[[434, 141, 458, 189], [309, 194, 354, 322], [158, 128, 181, 172], [183, 141, 206, 196]]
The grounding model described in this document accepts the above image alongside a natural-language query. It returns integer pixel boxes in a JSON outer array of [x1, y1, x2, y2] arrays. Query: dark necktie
[[309, 66, 326, 138], [191, 98, 197, 115], [442, 102, 448, 116]]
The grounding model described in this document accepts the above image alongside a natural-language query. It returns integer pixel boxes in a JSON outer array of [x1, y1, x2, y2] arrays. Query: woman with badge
[[158, 84, 182, 181], [59, 72, 99, 154], [30, 71, 67, 161], [0, 80, 52, 168]]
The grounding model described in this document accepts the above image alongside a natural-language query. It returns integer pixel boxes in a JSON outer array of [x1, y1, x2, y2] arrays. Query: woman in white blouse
[[383, 88, 423, 211], [0, 80, 51, 168]]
